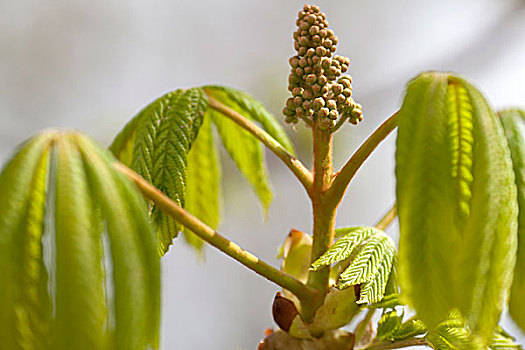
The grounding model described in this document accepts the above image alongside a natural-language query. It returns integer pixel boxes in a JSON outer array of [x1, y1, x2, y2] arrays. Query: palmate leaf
[[499, 108, 525, 333], [311, 227, 396, 304], [0, 131, 160, 349], [111, 85, 295, 254], [395, 72, 518, 345]]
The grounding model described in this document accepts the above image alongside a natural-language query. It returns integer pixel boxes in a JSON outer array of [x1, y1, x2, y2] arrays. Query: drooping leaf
[[77, 133, 160, 350], [0, 131, 161, 349], [183, 116, 221, 251], [0, 132, 54, 349], [110, 88, 208, 254], [203, 85, 295, 154], [310, 227, 377, 270], [53, 135, 107, 349], [499, 108, 525, 333], [209, 108, 273, 213], [395, 72, 518, 345]]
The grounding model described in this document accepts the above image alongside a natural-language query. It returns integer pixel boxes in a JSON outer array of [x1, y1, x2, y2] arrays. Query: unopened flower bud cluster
[[283, 5, 363, 129]]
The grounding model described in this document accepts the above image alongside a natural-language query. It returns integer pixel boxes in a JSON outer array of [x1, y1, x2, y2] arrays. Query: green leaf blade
[[209, 109, 272, 212], [0, 132, 54, 349], [499, 108, 525, 333], [53, 135, 107, 349], [183, 116, 221, 251], [112, 88, 208, 254], [204, 85, 295, 154], [77, 134, 160, 350], [311, 226, 376, 270], [395, 72, 518, 345]]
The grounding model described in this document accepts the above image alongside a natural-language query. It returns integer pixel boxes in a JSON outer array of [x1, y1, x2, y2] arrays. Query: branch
[[375, 203, 397, 231], [205, 94, 314, 196], [114, 162, 321, 305], [325, 112, 399, 208], [362, 337, 429, 350]]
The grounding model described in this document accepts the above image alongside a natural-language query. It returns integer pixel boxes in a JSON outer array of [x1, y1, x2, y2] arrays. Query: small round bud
[[312, 84, 322, 92], [303, 89, 314, 100], [321, 58, 331, 69], [306, 14, 316, 24], [306, 48, 316, 57], [341, 64, 348, 73], [286, 98, 295, 109], [292, 87, 303, 96], [298, 47, 307, 56], [319, 118, 335, 130], [312, 35, 321, 43], [332, 84, 343, 94], [316, 46, 327, 56], [302, 100, 311, 110], [298, 58, 307, 67], [330, 46, 336, 53], [339, 76, 352, 88], [318, 75, 328, 85], [298, 11, 306, 19], [323, 39, 333, 49], [304, 66, 312, 74], [313, 97, 325, 110], [293, 96, 303, 106], [300, 21, 310, 31], [343, 88, 352, 97], [328, 66, 339, 76], [336, 94, 346, 104], [306, 74, 317, 84], [309, 26, 320, 35], [289, 56, 300, 67], [299, 36, 309, 47], [312, 55, 320, 64], [295, 106, 304, 115], [319, 107, 329, 118], [328, 110, 339, 120], [321, 85, 330, 94], [326, 100, 337, 110], [319, 29, 328, 38]]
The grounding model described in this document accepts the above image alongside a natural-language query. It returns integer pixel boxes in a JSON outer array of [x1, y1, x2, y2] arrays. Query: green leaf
[[76, 133, 160, 349], [0, 132, 54, 349], [391, 317, 427, 341], [377, 310, 404, 341], [395, 72, 518, 345], [204, 85, 295, 154], [53, 135, 107, 349], [427, 311, 473, 350], [490, 327, 523, 349], [499, 108, 525, 333], [310, 226, 377, 270], [338, 233, 395, 287], [209, 108, 273, 212], [0, 130, 160, 349], [183, 116, 221, 251], [111, 88, 208, 254]]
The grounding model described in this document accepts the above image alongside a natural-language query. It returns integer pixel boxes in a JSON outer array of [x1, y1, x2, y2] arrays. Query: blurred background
[[1, 0, 524, 348]]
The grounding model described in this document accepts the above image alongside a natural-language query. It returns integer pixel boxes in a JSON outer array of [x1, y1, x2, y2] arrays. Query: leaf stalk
[[114, 162, 322, 306]]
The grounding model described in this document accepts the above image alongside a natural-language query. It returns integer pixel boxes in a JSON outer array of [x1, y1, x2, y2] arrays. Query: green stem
[[115, 162, 321, 306], [362, 337, 429, 350], [375, 203, 397, 231], [326, 111, 399, 208], [303, 127, 337, 321], [206, 94, 314, 196]]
